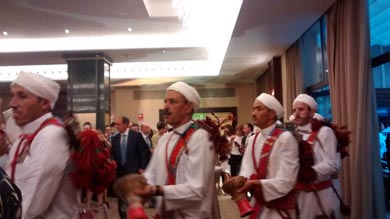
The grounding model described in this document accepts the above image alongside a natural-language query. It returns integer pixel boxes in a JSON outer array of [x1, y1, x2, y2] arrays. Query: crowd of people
[[0, 71, 349, 219]]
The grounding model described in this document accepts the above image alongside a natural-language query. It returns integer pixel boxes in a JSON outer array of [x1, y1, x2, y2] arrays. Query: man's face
[[105, 126, 112, 135], [235, 127, 243, 136], [243, 125, 251, 135], [158, 127, 167, 135], [131, 125, 139, 132], [141, 124, 151, 135], [9, 84, 49, 126], [251, 100, 275, 129], [292, 101, 314, 126], [83, 124, 91, 130], [115, 118, 128, 133], [164, 90, 192, 128]]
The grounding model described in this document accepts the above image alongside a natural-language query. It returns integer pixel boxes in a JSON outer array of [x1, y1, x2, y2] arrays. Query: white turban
[[256, 93, 284, 119], [289, 113, 324, 121], [293, 94, 317, 110], [167, 81, 200, 110], [313, 113, 325, 121], [12, 71, 60, 109]]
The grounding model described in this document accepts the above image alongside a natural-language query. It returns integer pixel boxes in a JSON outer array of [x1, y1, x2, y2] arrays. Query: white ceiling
[[0, 0, 336, 86]]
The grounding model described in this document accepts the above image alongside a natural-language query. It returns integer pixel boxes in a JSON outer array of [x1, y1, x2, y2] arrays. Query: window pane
[[310, 85, 332, 121], [301, 18, 327, 87], [373, 62, 390, 88], [369, 0, 390, 58]]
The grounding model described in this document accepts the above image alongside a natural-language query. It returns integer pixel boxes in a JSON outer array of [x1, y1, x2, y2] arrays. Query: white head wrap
[[167, 81, 201, 110], [293, 94, 318, 110], [256, 93, 284, 119], [11, 71, 60, 109], [289, 113, 324, 121], [313, 113, 325, 121]]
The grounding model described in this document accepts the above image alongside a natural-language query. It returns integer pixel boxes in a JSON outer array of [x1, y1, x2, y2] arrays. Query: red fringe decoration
[[298, 119, 351, 183], [70, 130, 117, 194], [311, 119, 351, 159], [298, 140, 317, 182], [193, 113, 231, 162]]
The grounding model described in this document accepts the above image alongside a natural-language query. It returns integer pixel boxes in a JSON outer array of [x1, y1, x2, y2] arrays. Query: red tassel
[[70, 130, 116, 193], [193, 113, 233, 162]]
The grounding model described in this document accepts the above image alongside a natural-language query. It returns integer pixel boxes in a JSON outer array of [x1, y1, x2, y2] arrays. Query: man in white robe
[[140, 81, 216, 219], [5, 71, 80, 219], [292, 94, 341, 219], [239, 93, 299, 219]]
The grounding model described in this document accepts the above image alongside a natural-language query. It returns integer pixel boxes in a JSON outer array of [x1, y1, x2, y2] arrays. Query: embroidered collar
[[20, 112, 53, 134], [259, 123, 277, 137], [297, 123, 312, 134], [172, 121, 192, 136]]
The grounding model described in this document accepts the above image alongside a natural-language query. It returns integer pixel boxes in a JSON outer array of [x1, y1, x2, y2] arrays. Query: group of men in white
[[0, 71, 342, 219]]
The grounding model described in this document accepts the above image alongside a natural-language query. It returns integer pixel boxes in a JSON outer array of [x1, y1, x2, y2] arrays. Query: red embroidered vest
[[10, 117, 62, 181], [250, 128, 295, 219], [165, 123, 198, 185]]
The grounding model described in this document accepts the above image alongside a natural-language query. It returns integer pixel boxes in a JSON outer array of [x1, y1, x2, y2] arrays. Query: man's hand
[[237, 179, 261, 194], [135, 185, 164, 199], [134, 185, 155, 201]]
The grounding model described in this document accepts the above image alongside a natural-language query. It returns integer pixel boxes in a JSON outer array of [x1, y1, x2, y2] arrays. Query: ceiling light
[[0, 0, 243, 77], [0, 33, 205, 52], [3, 31, 8, 36], [0, 64, 68, 81], [143, 0, 177, 17], [111, 61, 215, 78], [127, 27, 132, 32], [0, 60, 220, 82], [65, 29, 70, 34]]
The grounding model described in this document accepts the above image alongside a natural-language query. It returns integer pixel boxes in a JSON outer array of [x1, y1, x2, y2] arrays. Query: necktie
[[146, 137, 151, 148], [121, 134, 127, 165]]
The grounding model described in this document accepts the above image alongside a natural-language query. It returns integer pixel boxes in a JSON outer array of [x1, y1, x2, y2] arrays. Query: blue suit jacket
[[111, 130, 151, 177]]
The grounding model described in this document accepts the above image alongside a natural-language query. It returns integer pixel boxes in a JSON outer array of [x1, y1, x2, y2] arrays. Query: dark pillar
[[63, 53, 111, 131], [269, 56, 282, 103]]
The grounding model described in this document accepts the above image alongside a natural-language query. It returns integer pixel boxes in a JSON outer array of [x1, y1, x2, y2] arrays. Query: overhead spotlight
[[127, 27, 132, 32], [65, 29, 70, 34], [3, 31, 8, 36]]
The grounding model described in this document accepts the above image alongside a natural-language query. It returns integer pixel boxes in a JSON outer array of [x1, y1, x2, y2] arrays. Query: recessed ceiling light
[[64, 29, 70, 34], [127, 27, 132, 32], [3, 31, 8, 36]]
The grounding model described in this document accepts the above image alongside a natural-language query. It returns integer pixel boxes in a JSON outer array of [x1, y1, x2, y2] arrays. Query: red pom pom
[[69, 130, 117, 193]]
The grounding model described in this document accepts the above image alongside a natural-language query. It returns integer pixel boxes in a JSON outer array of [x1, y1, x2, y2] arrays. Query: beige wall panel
[[111, 83, 256, 128]]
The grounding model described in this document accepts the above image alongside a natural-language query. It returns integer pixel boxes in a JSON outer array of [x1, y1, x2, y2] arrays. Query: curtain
[[326, 0, 386, 218], [284, 41, 303, 119], [256, 69, 271, 94]]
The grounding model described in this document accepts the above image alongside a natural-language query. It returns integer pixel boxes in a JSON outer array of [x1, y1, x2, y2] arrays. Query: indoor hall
[[0, 0, 388, 218]]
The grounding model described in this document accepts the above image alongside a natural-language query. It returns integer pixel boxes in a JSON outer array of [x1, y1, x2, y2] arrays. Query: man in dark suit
[[140, 123, 153, 152], [111, 116, 151, 219]]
